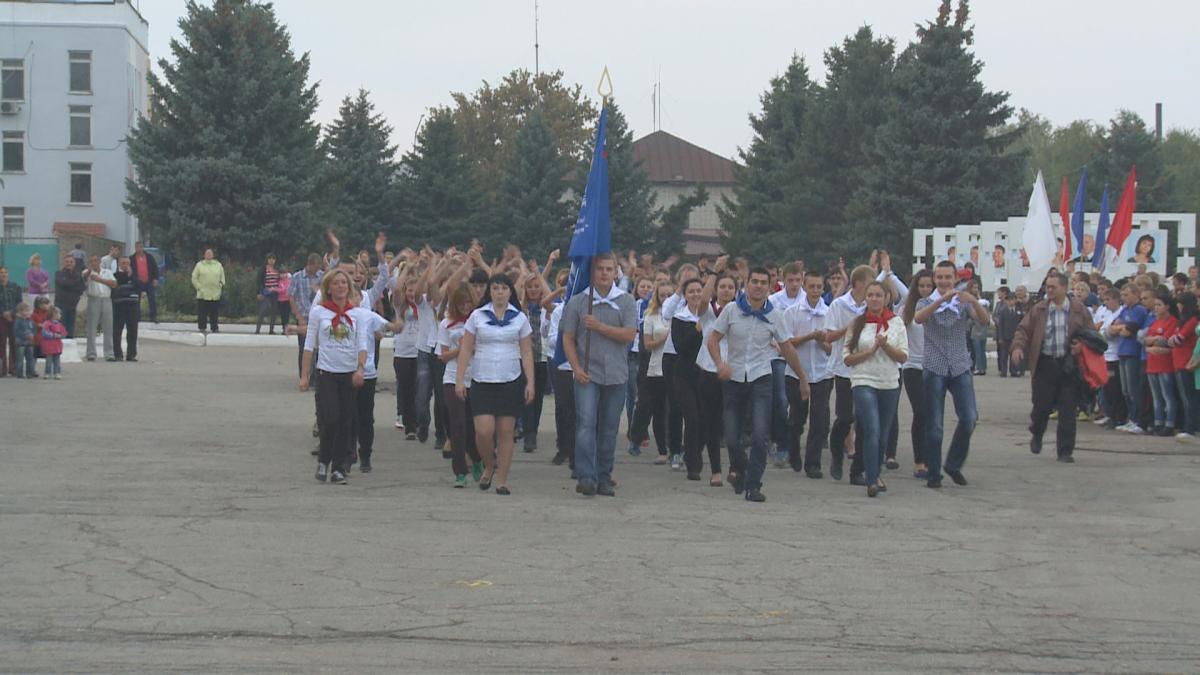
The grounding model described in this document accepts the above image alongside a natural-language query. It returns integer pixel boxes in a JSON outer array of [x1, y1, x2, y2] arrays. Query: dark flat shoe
[[495, 486, 511, 495], [912, 468, 928, 479], [479, 475, 493, 491], [945, 468, 968, 486], [1057, 455, 1075, 463], [885, 458, 899, 470], [926, 479, 943, 489], [867, 485, 879, 498]]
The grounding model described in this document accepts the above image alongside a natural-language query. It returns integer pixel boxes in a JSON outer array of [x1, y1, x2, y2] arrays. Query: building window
[[2, 207, 24, 241], [1, 131, 23, 172], [70, 162, 93, 205], [69, 105, 92, 147], [69, 51, 92, 94], [1, 60, 23, 101]]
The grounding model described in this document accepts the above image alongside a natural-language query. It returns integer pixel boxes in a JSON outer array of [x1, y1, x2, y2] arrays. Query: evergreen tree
[[1094, 110, 1169, 211], [494, 108, 571, 257], [398, 107, 482, 247], [846, 0, 1024, 259], [323, 89, 400, 251], [604, 101, 660, 251], [126, 0, 325, 262], [654, 185, 709, 259], [717, 55, 820, 262], [1161, 129, 1200, 217]]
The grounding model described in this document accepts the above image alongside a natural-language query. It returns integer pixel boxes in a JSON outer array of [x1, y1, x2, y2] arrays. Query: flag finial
[[597, 66, 614, 106]]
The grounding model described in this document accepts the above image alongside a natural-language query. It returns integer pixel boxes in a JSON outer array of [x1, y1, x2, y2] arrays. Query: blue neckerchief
[[484, 307, 521, 327], [736, 293, 773, 323]]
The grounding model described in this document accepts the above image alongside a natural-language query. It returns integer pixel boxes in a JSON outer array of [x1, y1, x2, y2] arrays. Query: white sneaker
[[670, 454, 682, 470], [1115, 422, 1132, 432], [1127, 424, 1145, 435], [1175, 432, 1194, 441], [394, 416, 404, 430], [53, 374, 61, 380], [1093, 416, 1109, 426]]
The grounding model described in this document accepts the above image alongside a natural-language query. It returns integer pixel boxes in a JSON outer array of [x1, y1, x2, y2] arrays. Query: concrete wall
[[648, 183, 735, 255], [0, 1, 149, 248]]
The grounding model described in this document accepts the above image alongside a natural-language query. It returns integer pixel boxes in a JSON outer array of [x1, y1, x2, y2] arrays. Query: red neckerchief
[[446, 318, 465, 329], [713, 301, 725, 317], [407, 302, 419, 321], [321, 300, 354, 331], [864, 308, 895, 334]]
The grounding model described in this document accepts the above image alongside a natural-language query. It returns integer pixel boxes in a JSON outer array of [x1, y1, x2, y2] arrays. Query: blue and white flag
[[552, 107, 611, 366]]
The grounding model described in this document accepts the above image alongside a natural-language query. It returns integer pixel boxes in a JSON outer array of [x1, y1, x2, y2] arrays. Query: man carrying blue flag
[[562, 253, 638, 496]]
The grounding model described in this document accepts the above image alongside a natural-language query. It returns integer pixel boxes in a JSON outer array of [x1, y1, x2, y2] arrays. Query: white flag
[[1022, 171, 1056, 287]]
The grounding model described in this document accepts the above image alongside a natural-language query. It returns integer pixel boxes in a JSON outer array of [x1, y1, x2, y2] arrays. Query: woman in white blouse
[[439, 284, 484, 488], [301, 270, 370, 485], [456, 274, 536, 495], [391, 273, 427, 440], [842, 281, 908, 498], [627, 281, 673, 465]]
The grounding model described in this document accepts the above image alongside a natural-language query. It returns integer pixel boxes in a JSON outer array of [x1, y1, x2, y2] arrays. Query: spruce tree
[[1094, 111, 1169, 211], [494, 108, 571, 257], [846, 0, 1024, 260], [717, 55, 819, 263], [126, 0, 325, 262], [323, 89, 400, 251], [398, 107, 482, 248], [604, 101, 660, 252], [654, 185, 709, 259]]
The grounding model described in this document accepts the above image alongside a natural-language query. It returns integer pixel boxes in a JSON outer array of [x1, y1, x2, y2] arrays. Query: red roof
[[53, 222, 107, 237], [632, 131, 736, 185]]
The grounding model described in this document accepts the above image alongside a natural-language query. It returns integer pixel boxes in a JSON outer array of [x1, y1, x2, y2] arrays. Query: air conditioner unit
[[0, 101, 20, 115]]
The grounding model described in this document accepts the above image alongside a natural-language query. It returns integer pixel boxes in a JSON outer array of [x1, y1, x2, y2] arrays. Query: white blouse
[[695, 305, 728, 374], [392, 300, 423, 359], [843, 316, 908, 390], [305, 304, 370, 373], [438, 318, 471, 387], [415, 295, 438, 354], [351, 307, 388, 379], [642, 312, 670, 378], [464, 304, 533, 383]]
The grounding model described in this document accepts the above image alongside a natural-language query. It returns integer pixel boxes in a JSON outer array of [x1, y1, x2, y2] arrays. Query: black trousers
[[1102, 361, 1127, 424], [197, 299, 219, 332], [804, 379, 834, 470], [317, 370, 357, 472], [553, 369, 576, 469], [1030, 354, 1079, 458], [278, 300, 291, 329], [830, 376, 863, 474], [996, 340, 1012, 376], [112, 300, 139, 360], [697, 370, 724, 475], [428, 352, 448, 443], [629, 375, 668, 454], [785, 375, 808, 470], [674, 374, 705, 474], [660, 353, 684, 454], [521, 362, 548, 448], [444, 384, 481, 475], [901, 368, 927, 465], [354, 378, 376, 461], [393, 357, 418, 428]]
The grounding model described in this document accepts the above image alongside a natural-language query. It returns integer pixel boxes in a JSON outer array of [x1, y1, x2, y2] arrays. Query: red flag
[[1059, 176, 1072, 260], [1104, 167, 1138, 258]]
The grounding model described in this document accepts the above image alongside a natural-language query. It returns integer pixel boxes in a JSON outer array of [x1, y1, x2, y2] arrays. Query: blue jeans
[[415, 350, 434, 433], [972, 336, 987, 373], [626, 351, 639, 427], [722, 376, 773, 492], [15, 345, 36, 378], [770, 360, 790, 450], [44, 354, 61, 376], [923, 369, 977, 482], [573, 381, 626, 486], [1174, 370, 1199, 434], [1147, 372, 1178, 428], [1118, 357, 1144, 426], [852, 385, 901, 487]]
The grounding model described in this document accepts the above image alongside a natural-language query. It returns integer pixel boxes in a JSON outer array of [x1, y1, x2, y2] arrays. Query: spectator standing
[[24, 253, 50, 306], [130, 241, 159, 323], [82, 255, 117, 362], [255, 253, 281, 335], [191, 248, 225, 333], [100, 243, 121, 274], [40, 307, 67, 379], [112, 257, 141, 362], [0, 266, 21, 375], [54, 255, 85, 338], [13, 303, 36, 378]]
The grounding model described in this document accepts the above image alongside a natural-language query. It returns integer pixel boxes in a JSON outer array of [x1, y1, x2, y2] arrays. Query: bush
[[159, 264, 261, 319]]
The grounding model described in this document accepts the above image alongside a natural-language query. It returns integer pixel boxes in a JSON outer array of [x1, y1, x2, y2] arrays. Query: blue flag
[[1092, 185, 1110, 270], [1070, 169, 1087, 258], [552, 107, 611, 367]]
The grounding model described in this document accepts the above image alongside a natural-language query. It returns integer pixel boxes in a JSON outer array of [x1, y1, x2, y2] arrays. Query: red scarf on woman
[[321, 300, 355, 331], [864, 308, 895, 334], [407, 302, 419, 321]]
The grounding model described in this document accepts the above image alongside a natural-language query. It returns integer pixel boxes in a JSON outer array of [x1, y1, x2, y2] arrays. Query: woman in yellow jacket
[[191, 248, 225, 333]]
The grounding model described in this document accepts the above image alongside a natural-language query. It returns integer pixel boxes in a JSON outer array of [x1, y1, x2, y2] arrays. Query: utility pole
[[534, 0, 540, 78]]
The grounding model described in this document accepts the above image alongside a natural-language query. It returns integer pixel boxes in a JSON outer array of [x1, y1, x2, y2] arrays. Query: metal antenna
[[534, 0, 540, 77]]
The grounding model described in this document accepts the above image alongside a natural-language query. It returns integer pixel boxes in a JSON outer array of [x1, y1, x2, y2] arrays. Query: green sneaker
[[471, 461, 484, 482], [454, 474, 468, 488]]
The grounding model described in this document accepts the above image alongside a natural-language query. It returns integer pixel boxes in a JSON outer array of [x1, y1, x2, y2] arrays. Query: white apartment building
[[0, 0, 149, 247]]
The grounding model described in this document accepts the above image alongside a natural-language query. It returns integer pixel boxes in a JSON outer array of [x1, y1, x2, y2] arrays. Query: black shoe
[[945, 468, 968, 486], [479, 474, 493, 491], [849, 474, 867, 486], [830, 462, 843, 481], [686, 472, 701, 481], [867, 485, 880, 498], [551, 452, 566, 466], [524, 441, 537, 453], [315, 462, 328, 482], [1057, 455, 1075, 463], [417, 427, 429, 443], [360, 459, 372, 473], [596, 483, 615, 497], [1030, 433, 1043, 455], [885, 458, 899, 470], [731, 474, 746, 495], [805, 468, 823, 479], [789, 461, 804, 473], [405, 432, 417, 441], [570, 470, 578, 480], [312, 421, 320, 438], [441, 450, 452, 460], [330, 470, 347, 484], [126, 357, 137, 362], [434, 437, 446, 451], [926, 478, 943, 488], [106, 357, 118, 362], [310, 448, 319, 456], [495, 486, 511, 495], [576, 481, 597, 496], [744, 489, 766, 502]]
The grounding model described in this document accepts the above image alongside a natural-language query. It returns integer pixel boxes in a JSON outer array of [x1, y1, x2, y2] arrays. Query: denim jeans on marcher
[[923, 369, 977, 482], [1172, 370, 1198, 434], [722, 376, 773, 492], [852, 385, 900, 487], [770, 359, 790, 450], [1147, 372, 1177, 428], [1118, 358, 1144, 427], [573, 381, 627, 487], [415, 350, 433, 433]]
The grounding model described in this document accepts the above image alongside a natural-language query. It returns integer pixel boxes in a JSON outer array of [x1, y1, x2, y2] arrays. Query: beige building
[[632, 131, 737, 255]]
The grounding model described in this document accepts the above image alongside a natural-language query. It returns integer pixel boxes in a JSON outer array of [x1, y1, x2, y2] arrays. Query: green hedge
[[159, 265, 262, 319]]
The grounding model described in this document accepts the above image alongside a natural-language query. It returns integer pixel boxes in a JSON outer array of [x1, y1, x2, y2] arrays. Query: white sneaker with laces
[[394, 416, 404, 430], [1127, 424, 1145, 435], [1093, 416, 1109, 426]]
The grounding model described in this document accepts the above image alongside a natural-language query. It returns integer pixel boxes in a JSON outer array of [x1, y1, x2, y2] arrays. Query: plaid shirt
[[1041, 298, 1069, 358], [288, 269, 323, 319], [915, 296, 977, 377]]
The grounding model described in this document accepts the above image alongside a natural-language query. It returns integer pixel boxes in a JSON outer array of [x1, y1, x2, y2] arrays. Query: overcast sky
[[135, 0, 1198, 159]]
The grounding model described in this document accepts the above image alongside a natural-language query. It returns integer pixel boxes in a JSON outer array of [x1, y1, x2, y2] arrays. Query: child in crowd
[[13, 303, 36, 379], [40, 307, 67, 380]]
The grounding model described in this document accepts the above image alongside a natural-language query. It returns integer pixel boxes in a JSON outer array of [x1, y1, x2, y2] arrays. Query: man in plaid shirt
[[288, 253, 324, 377]]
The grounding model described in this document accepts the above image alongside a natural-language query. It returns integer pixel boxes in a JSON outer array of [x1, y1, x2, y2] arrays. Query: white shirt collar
[[587, 285, 626, 310], [929, 289, 962, 315]]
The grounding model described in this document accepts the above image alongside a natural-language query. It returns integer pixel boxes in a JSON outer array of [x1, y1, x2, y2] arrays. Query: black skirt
[[469, 376, 526, 418]]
